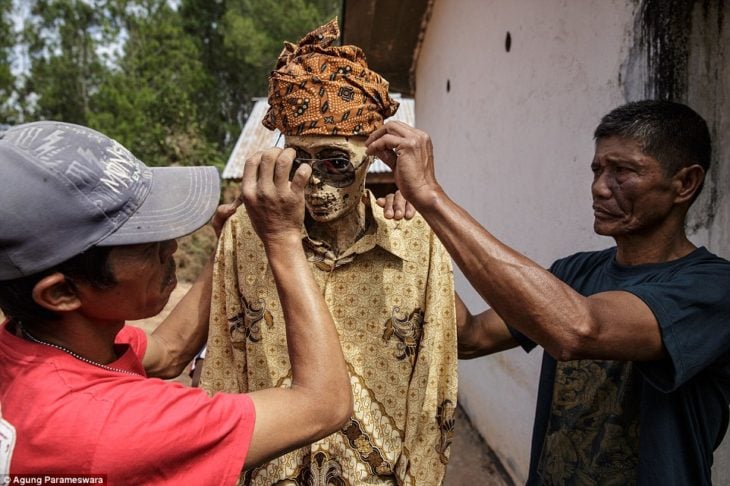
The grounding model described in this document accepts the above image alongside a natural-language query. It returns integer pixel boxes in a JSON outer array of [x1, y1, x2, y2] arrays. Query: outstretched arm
[[366, 122, 663, 362], [240, 148, 352, 468], [455, 293, 518, 359]]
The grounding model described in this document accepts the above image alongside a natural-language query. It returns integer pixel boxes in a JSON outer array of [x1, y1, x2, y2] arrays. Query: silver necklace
[[19, 323, 143, 377]]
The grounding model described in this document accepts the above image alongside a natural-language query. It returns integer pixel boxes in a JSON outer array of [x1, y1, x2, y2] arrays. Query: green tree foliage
[[10, 0, 340, 166], [180, 0, 340, 146], [177, 0, 228, 145], [90, 1, 220, 168], [224, 0, 340, 88], [20, 0, 117, 124], [0, 0, 16, 122]]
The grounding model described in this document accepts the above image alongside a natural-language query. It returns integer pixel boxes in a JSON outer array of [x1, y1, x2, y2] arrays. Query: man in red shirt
[[0, 121, 352, 484]]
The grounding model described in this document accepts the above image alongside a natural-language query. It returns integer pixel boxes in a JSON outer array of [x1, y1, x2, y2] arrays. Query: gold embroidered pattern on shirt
[[228, 296, 273, 346], [436, 399, 457, 465], [383, 307, 424, 364], [201, 192, 458, 486]]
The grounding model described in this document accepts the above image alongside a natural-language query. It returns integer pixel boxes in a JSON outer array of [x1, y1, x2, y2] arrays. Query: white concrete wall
[[414, 0, 730, 483], [684, 3, 730, 481]]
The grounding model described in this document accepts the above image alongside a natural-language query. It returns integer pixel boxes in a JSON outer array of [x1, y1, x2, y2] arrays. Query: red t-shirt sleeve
[[116, 324, 147, 359], [91, 378, 255, 484], [90, 325, 256, 484]]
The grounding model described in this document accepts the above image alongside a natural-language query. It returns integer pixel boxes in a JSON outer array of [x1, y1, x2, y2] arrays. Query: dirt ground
[[444, 407, 514, 486], [132, 283, 514, 485]]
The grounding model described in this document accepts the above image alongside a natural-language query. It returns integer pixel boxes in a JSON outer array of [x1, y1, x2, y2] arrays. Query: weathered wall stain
[[641, 0, 696, 100], [626, 0, 727, 233], [636, 0, 725, 100]]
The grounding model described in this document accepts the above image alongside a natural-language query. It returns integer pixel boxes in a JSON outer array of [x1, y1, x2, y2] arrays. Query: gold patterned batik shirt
[[200, 192, 458, 486]]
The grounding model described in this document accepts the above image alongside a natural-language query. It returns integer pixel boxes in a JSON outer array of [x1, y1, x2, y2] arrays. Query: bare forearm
[[366, 124, 662, 361], [363, 123, 583, 357], [146, 255, 214, 377], [455, 294, 518, 359], [264, 237, 351, 401], [419, 189, 589, 359]]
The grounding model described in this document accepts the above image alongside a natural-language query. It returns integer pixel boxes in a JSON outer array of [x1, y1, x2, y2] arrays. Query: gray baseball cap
[[0, 121, 220, 280]]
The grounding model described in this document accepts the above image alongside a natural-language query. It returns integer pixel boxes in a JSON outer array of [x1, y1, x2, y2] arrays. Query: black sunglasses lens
[[318, 158, 351, 175], [289, 157, 359, 187]]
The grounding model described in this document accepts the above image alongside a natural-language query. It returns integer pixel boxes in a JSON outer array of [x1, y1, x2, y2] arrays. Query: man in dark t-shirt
[[517, 247, 730, 484], [366, 100, 730, 485]]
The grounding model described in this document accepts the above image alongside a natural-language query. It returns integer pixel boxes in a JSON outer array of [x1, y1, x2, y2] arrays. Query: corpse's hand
[[210, 198, 241, 238], [376, 190, 416, 220], [241, 147, 311, 246], [366, 121, 442, 210]]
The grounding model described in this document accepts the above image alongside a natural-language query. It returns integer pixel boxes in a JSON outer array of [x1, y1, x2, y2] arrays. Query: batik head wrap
[[263, 18, 399, 137]]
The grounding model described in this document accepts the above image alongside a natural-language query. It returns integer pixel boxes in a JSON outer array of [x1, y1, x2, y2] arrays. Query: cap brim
[[98, 166, 220, 246]]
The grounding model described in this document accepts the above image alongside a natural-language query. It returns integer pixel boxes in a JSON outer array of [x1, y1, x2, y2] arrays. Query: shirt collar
[[302, 191, 412, 270]]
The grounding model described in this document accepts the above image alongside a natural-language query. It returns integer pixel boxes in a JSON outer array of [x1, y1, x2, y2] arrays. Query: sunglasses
[[289, 156, 362, 187]]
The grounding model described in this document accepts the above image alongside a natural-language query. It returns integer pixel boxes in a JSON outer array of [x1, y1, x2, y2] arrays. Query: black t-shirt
[[512, 246, 730, 485]]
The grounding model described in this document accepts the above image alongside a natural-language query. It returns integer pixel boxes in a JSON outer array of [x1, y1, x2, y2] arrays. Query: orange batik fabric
[[201, 193, 458, 485], [263, 18, 399, 137]]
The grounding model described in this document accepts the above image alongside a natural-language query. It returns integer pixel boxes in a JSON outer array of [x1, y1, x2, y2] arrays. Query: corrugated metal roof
[[222, 94, 414, 180]]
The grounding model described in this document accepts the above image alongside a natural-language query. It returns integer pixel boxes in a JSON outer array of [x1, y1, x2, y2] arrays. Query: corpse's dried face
[[285, 135, 371, 223]]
